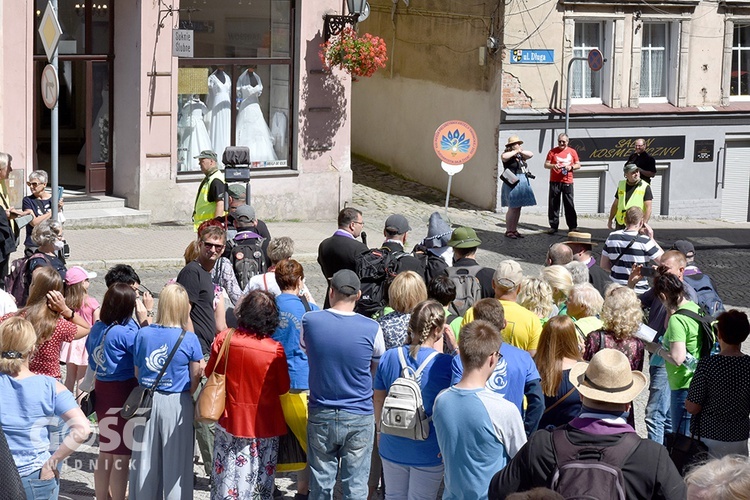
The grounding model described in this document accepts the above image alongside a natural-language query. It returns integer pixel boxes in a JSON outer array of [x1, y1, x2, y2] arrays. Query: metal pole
[[50, 0, 60, 220], [444, 174, 453, 217], [565, 56, 587, 138]]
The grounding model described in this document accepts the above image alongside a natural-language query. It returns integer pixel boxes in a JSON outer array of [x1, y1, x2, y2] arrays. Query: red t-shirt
[[546, 146, 579, 183], [0, 312, 77, 379]]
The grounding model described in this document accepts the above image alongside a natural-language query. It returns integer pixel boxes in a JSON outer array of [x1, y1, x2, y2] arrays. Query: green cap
[[195, 150, 217, 161], [448, 227, 482, 248]]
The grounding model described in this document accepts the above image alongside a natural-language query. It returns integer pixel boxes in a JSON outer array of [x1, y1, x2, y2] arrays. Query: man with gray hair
[[462, 259, 542, 356], [544, 133, 581, 234], [545, 242, 573, 266]]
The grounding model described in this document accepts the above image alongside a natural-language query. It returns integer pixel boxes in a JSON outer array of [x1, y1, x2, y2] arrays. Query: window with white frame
[[731, 24, 750, 97], [572, 22, 602, 100], [640, 23, 669, 99]]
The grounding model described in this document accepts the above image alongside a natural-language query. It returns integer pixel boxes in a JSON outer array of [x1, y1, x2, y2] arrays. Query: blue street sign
[[510, 49, 554, 64]]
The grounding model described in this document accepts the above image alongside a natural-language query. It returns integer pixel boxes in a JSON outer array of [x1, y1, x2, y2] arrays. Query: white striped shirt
[[602, 229, 663, 293]]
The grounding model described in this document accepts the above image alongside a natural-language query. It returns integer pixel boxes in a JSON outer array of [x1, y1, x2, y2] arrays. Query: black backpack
[[446, 265, 483, 317], [5, 253, 51, 307], [683, 273, 725, 317], [354, 247, 406, 317], [228, 233, 267, 290], [551, 428, 641, 500], [673, 308, 718, 358], [411, 246, 448, 284]]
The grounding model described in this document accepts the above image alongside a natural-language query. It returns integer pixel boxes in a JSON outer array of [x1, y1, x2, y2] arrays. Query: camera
[[526, 171, 536, 180]]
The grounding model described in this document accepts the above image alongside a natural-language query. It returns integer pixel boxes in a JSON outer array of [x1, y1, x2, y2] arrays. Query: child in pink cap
[[60, 266, 101, 396]]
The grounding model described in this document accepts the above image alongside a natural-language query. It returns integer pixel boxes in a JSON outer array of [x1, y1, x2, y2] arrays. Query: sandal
[[505, 231, 518, 239], [514, 231, 525, 238]]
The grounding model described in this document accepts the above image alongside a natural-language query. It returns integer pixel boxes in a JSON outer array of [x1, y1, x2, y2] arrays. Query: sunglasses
[[27, 182, 42, 187], [202, 241, 225, 251]]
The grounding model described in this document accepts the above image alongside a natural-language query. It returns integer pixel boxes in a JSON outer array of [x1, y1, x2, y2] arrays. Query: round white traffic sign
[[41, 64, 59, 110]]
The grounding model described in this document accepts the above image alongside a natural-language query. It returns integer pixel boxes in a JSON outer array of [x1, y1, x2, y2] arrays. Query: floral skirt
[[501, 173, 537, 208], [211, 424, 280, 500]]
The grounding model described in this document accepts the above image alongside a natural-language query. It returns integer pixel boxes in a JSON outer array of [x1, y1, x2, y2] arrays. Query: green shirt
[[663, 301, 702, 390]]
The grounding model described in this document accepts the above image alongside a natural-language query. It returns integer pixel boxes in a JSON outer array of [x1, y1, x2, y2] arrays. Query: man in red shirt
[[544, 133, 581, 234]]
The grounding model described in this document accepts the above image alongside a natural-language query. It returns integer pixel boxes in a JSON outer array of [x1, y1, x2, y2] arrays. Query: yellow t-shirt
[[462, 299, 542, 352]]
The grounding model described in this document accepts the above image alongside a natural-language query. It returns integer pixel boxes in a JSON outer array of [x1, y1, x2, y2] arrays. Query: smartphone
[[641, 266, 655, 278], [58, 186, 64, 199]]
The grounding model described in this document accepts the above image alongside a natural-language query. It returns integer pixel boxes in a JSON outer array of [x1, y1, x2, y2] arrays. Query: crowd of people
[[1, 178, 750, 500]]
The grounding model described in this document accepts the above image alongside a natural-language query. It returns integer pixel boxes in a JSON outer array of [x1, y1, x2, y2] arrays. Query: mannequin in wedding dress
[[178, 96, 212, 171], [235, 66, 277, 163], [206, 67, 231, 158]]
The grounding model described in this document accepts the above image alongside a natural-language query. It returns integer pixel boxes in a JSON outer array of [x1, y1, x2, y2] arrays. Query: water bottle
[[683, 352, 698, 372]]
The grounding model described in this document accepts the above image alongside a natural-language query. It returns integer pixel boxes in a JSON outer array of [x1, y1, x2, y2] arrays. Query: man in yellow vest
[[607, 163, 653, 236], [192, 150, 225, 231]]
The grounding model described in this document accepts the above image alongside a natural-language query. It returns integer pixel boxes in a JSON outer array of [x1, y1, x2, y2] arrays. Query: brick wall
[[502, 71, 532, 109]]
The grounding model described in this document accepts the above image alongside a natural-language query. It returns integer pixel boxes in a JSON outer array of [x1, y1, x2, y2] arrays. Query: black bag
[[551, 428, 641, 500], [673, 308, 718, 358], [277, 424, 307, 467], [354, 247, 406, 317], [500, 168, 519, 188], [229, 233, 267, 290], [78, 391, 96, 418], [664, 413, 709, 476], [121, 330, 186, 421]]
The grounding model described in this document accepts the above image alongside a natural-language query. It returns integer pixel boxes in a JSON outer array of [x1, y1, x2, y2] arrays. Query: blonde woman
[[129, 283, 203, 499], [534, 316, 583, 429], [517, 277, 554, 321], [583, 285, 645, 371], [377, 270, 428, 350], [566, 283, 604, 347], [0, 317, 90, 498], [374, 300, 455, 499], [540, 265, 573, 315]]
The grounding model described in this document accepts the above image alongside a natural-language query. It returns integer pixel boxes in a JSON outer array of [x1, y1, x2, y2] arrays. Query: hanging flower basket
[[319, 27, 388, 78]]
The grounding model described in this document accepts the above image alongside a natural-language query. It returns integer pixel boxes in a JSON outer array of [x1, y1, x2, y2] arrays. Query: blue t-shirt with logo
[[133, 325, 203, 392], [451, 342, 540, 415], [85, 320, 139, 381], [274, 293, 319, 390], [374, 346, 453, 467]]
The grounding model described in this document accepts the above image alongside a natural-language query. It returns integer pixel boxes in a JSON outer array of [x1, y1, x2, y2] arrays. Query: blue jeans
[[307, 407, 374, 500], [645, 364, 672, 444], [670, 389, 691, 436], [21, 469, 59, 500]]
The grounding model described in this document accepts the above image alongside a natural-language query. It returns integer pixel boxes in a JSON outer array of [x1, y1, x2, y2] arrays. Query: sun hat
[[65, 266, 97, 286], [422, 212, 453, 248], [506, 135, 523, 147], [447, 227, 482, 249], [569, 349, 647, 404], [563, 231, 597, 247]]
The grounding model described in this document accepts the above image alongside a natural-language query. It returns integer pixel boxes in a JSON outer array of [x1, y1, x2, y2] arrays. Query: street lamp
[[324, 0, 367, 42]]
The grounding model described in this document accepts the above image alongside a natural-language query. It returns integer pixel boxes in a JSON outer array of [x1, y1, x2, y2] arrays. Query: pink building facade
[[1, 0, 354, 222]]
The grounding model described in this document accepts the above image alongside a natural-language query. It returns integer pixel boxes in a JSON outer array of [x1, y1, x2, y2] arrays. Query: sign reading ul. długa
[[510, 49, 554, 64]]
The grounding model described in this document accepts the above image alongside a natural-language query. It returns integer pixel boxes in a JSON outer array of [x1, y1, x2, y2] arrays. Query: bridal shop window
[[176, 0, 293, 173]]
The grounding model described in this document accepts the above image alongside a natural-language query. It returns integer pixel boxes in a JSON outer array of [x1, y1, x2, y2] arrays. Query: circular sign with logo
[[434, 120, 478, 165]]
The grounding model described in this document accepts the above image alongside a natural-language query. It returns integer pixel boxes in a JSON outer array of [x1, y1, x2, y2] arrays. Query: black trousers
[[548, 182, 577, 230]]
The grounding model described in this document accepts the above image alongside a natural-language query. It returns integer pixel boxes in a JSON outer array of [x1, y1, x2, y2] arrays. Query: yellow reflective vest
[[615, 179, 647, 225], [193, 168, 224, 231]]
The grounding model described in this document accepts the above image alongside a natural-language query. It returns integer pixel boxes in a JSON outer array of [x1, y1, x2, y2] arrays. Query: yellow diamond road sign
[[38, 3, 63, 63]]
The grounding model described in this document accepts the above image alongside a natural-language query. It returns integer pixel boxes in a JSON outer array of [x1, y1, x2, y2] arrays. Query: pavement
[[48, 157, 749, 499]]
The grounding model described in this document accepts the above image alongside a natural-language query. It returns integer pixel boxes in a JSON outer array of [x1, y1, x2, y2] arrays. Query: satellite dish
[[359, 1, 370, 22]]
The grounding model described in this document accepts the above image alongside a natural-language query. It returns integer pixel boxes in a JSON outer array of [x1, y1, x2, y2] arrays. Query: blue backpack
[[684, 273, 725, 317]]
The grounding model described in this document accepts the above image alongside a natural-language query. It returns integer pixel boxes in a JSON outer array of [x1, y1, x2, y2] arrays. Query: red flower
[[318, 28, 388, 78]]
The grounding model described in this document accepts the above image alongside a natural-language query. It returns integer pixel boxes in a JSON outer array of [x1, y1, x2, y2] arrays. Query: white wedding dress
[[235, 70, 277, 163], [178, 98, 212, 172], [206, 71, 232, 158]]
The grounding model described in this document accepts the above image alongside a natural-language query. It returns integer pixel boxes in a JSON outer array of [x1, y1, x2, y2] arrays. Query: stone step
[[63, 206, 152, 228], [63, 194, 127, 210]]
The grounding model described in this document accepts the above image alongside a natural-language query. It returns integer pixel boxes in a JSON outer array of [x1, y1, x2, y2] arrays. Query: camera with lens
[[526, 171, 536, 180]]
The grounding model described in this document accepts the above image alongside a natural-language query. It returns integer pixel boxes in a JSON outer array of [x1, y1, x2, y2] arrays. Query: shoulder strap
[[674, 308, 704, 323], [149, 329, 187, 391], [397, 347, 439, 380], [300, 295, 312, 312], [214, 328, 234, 375], [553, 427, 640, 466], [414, 351, 440, 378], [611, 235, 639, 267], [544, 386, 577, 415]]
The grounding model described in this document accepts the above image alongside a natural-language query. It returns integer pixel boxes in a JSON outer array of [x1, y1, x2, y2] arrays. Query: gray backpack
[[446, 265, 483, 316], [380, 348, 439, 441]]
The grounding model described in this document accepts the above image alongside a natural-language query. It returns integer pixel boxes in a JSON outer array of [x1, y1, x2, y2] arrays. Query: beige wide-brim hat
[[506, 135, 523, 147], [563, 231, 598, 247], [569, 349, 647, 404]]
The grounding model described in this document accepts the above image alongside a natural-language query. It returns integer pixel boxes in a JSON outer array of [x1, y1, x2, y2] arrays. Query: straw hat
[[569, 349, 647, 404], [563, 231, 597, 247], [506, 135, 523, 147]]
